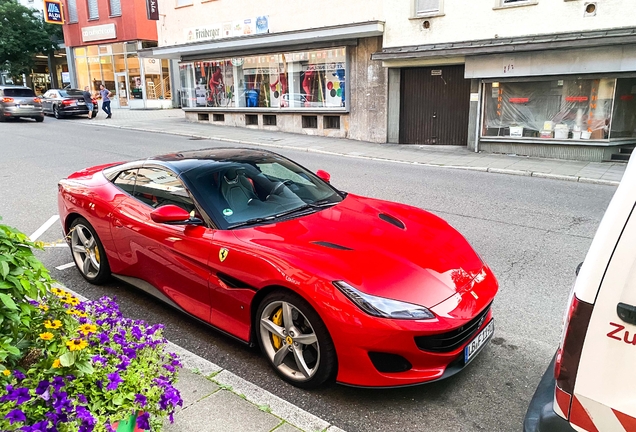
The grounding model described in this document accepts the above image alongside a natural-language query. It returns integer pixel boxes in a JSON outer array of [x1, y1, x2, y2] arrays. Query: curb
[[81, 122, 621, 187], [59, 285, 343, 432]]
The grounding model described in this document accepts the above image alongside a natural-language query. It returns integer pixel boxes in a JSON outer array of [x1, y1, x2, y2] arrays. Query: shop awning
[[139, 21, 384, 60], [372, 26, 636, 61]]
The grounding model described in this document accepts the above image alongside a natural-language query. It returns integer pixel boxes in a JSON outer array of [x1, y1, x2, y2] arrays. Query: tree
[[0, 0, 62, 80]]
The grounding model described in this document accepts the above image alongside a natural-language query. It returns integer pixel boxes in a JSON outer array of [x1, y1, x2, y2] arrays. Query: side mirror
[[316, 170, 331, 183], [150, 205, 196, 225]]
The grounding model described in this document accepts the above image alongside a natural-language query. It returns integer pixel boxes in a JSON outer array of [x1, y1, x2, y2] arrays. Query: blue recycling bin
[[246, 89, 259, 107]]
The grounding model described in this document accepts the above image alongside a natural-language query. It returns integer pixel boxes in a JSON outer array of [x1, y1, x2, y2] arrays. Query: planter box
[[113, 414, 149, 432]]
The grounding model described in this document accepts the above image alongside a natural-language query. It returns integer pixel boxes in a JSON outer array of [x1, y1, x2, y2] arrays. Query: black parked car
[[41, 89, 98, 119], [0, 86, 43, 122]]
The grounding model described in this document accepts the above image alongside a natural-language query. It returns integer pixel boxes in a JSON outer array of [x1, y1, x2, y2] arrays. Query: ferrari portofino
[[57, 148, 498, 388]]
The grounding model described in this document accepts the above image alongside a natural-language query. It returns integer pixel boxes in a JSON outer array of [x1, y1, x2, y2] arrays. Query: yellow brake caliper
[[271, 308, 283, 350], [94, 247, 100, 264]]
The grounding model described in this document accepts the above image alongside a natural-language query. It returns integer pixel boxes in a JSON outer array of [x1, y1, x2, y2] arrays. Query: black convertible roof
[[148, 147, 281, 173]]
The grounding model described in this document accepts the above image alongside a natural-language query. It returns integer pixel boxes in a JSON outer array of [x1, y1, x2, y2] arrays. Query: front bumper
[[523, 354, 576, 432]]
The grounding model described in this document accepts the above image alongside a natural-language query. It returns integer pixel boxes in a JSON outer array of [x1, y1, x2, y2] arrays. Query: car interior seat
[[221, 167, 258, 212]]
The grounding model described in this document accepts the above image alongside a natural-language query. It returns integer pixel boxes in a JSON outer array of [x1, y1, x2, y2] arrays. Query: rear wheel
[[53, 105, 61, 119], [34, 116, 44, 122], [257, 290, 336, 388], [69, 217, 110, 284]]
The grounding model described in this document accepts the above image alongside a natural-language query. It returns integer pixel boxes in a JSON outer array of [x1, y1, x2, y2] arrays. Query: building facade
[[142, 0, 387, 142], [374, 0, 636, 161], [60, 0, 174, 109]]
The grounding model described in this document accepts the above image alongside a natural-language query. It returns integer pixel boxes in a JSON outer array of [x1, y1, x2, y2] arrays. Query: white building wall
[[156, 0, 384, 46], [383, 0, 636, 49]]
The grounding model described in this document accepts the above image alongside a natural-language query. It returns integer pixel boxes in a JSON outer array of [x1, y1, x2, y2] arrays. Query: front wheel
[[257, 291, 336, 388], [69, 217, 111, 284], [34, 116, 44, 122]]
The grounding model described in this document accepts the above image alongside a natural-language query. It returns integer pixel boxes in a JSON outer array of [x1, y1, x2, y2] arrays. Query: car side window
[[113, 168, 138, 195], [133, 168, 195, 213]]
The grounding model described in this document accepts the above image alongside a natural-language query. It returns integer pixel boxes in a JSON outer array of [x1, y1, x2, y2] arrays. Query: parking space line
[[29, 215, 60, 241], [55, 262, 76, 271]]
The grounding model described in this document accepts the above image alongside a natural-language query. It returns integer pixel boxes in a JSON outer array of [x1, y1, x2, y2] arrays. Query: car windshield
[[59, 90, 83, 97], [181, 155, 342, 229], [3, 88, 35, 97]]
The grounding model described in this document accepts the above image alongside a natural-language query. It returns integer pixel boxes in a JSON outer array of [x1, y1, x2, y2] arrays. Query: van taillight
[[553, 294, 594, 418]]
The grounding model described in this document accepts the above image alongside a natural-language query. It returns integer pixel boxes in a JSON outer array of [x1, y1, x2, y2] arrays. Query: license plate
[[77, 101, 84, 105], [17, 105, 34, 108], [464, 319, 494, 364]]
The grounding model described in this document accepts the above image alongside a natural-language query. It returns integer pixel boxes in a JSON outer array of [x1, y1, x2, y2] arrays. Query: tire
[[257, 290, 336, 389], [53, 105, 62, 119], [34, 116, 44, 122], [69, 217, 111, 284]]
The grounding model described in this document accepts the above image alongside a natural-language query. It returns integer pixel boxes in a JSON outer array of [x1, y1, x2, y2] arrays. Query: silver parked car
[[0, 86, 44, 122]]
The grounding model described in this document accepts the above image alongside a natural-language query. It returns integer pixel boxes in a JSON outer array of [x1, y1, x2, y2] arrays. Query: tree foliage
[[0, 0, 63, 79]]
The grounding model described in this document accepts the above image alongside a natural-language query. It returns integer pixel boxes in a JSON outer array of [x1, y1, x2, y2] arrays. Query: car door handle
[[617, 302, 636, 326]]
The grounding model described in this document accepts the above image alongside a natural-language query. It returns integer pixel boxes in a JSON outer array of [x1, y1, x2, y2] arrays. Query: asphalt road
[[0, 116, 617, 432]]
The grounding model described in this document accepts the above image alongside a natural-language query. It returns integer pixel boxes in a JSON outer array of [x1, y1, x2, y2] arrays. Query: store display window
[[481, 78, 636, 141], [179, 47, 347, 110]]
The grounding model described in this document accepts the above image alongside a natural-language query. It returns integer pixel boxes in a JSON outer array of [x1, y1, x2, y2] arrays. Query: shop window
[[245, 114, 258, 126], [109, 0, 121, 16], [213, 114, 225, 122], [67, 0, 78, 22], [610, 78, 636, 139], [324, 116, 340, 129], [263, 115, 277, 126], [87, 0, 99, 20], [302, 116, 318, 129], [482, 78, 616, 140], [198, 113, 209, 121], [179, 63, 195, 108], [415, 0, 442, 16], [143, 58, 163, 100]]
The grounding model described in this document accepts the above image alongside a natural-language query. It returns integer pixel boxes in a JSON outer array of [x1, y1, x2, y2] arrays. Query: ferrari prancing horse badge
[[219, 248, 229, 262]]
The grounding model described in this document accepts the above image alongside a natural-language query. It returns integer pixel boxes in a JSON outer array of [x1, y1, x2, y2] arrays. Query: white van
[[524, 153, 636, 432]]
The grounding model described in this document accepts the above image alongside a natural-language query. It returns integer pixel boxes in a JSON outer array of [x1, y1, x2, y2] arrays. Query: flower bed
[[0, 223, 182, 431]]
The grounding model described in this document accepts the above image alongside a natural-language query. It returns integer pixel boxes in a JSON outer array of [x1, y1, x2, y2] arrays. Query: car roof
[[146, 148, 283, 173]]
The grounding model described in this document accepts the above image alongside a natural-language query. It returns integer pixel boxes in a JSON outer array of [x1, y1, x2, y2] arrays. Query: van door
[[573, 202, 636, 430]]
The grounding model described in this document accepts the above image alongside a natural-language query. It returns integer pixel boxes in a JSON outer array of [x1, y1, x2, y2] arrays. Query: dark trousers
[[102, 101, 111, 117]]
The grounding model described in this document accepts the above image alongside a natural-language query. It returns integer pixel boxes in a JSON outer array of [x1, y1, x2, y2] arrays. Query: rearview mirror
[[316, 170, 331, 183], [150, 205, 198, 225]]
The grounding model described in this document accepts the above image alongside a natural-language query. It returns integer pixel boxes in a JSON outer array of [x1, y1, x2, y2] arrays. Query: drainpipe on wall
[[474, 80, 482, 153]]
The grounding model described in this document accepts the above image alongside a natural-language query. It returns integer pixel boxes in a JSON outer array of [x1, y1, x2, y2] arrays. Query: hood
[[233, 194, 484, 308]]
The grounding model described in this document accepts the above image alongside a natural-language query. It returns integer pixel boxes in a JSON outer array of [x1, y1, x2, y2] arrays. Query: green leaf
[[112, 394, 124, 406], [59, 351, 75, 367], [0, 293, 17, 310], [5, 346, 19, 356], [0, 261, 8, 279], [75, 360, 94, 375]]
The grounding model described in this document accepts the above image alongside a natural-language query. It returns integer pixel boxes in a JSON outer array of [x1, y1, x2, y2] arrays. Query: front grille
[[414, 303, 492, 353]]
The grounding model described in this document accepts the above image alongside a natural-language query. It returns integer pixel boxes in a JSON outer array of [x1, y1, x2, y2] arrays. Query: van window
[[3, 88, 36, 97]]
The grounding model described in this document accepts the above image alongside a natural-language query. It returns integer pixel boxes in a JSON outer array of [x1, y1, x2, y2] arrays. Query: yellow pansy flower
[[2, 370, 10, 377], [79, 324, 97, 336], [44, 320, 62, 329], [52, 359, 61, 368], [39, 332, 54, 341], [51, 287, 68, 297], [66, 339, 88, 351], [38, 304, 49, 311]]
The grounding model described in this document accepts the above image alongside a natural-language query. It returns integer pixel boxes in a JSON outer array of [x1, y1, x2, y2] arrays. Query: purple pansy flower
[[5, 408, 26, 424], [106, 372, 123, 391]]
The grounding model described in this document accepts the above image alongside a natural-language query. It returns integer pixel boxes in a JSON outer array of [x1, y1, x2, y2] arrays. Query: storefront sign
[[184, 16, 269, 43], [44, 0, 64, 24], [81, 24, 116, 43], [146, 0, 159, 20], [144, 58, 161, 75]]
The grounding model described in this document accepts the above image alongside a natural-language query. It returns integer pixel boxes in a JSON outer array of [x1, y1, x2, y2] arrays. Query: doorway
[[399, 65, 471, 145], [114, 73, 129, 108]]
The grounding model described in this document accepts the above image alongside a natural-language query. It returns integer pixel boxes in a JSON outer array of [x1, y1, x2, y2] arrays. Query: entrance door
[[399, 65, 471, 145], [114, 73, 129, 108]]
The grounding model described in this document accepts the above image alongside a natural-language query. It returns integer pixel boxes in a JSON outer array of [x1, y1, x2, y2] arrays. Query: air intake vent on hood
[[379, 213, 405, 230], [311, 241, 353, 251]]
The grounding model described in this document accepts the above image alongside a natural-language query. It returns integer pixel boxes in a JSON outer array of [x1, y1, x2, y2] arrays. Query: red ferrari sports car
[[57, 148, 498, 388]]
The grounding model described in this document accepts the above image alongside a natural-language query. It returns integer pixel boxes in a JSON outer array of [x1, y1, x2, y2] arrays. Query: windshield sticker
[[223, 208, 233, 216]]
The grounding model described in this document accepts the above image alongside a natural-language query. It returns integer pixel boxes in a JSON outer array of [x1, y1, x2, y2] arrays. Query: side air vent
[[379, 213, 405, 230], [217, 272, 249, 289], [311, 241, 353, 251]]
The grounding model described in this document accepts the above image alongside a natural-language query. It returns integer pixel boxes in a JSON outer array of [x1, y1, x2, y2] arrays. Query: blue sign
[[44, 0, 64, 24]]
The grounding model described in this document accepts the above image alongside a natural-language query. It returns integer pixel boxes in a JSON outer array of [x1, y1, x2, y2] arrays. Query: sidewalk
[[83, 108, 626, 185]]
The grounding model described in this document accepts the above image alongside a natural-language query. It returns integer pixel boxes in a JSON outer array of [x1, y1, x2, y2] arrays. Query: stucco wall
[[383, 0, 636, 49]]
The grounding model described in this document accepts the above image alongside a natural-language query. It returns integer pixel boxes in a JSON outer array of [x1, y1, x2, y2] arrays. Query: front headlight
[[333, 281, 435, 320]]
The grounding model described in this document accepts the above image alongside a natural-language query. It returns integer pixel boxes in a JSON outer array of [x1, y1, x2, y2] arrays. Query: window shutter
[[109, 0, 121, 16], [87, 0, 99, 20], [416, 0, 440, 14], [67, 0, 78, 22]]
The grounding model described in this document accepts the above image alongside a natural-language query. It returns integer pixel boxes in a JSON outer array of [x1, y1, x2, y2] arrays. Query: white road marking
[[55, 262, 76, 271], [29, 215, 60, 241]]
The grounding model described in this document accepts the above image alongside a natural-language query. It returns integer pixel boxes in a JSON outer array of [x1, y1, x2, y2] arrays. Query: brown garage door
[[399, 65, 471, 145]]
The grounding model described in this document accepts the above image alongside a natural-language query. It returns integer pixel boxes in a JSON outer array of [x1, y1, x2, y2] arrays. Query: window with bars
[[87, 0, 99, 19], [67, 0, 78, 22], [415, 0, 441, 16], [502, 0, 532, 4], [109, 0, 121, 16]]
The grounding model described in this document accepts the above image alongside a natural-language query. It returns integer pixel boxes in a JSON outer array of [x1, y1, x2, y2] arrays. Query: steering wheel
[[266, 181, 291, 200]]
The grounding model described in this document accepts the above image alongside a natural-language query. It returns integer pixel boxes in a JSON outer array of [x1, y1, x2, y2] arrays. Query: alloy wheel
[[54, 106, 60, 119], [70, 224, 100, 279], [259, 300, 321, 382]]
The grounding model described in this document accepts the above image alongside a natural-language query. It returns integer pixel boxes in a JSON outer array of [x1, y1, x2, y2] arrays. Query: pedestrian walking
[[82, 86, 94, 119], [99, 84, 112, 119]]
